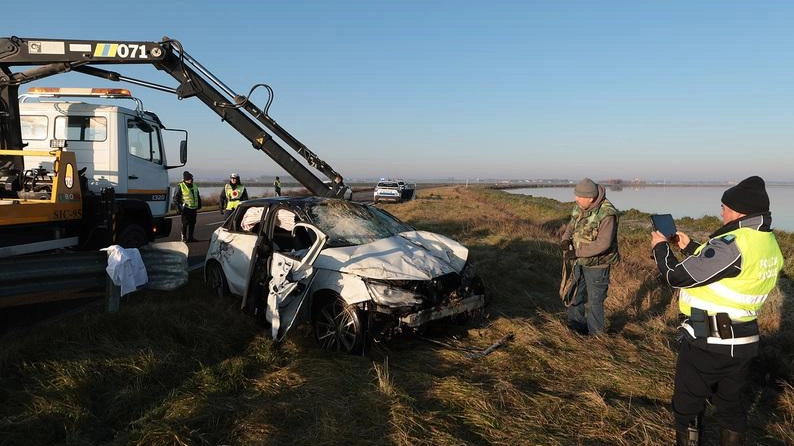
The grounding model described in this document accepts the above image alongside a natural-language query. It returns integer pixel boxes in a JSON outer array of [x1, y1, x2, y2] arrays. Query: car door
[[264, 223, 327, 341], [214, 205, 266, 296]]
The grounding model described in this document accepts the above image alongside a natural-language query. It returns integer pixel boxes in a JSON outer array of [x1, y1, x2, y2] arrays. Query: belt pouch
[[690, 307, 709, 338], [715, 312, 733, 339]]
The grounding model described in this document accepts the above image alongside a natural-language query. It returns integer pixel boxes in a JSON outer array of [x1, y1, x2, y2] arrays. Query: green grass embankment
[[1, 186, 792, 445]]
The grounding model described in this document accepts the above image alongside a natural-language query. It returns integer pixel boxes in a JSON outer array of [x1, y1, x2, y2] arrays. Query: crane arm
[[0, 36, 346, 197]]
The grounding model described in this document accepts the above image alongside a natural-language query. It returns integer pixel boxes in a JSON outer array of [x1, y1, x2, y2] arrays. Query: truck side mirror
[[162, 128, 188, 169], [179, 140, 187, 164]]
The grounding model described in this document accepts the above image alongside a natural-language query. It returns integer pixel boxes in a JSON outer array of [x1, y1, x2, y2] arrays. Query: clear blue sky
[[6, 1, 793, 182]]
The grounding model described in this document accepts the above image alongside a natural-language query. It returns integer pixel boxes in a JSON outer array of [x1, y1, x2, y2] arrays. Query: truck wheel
[[117, 224, 148, 248], [312, 295, 365, 354]]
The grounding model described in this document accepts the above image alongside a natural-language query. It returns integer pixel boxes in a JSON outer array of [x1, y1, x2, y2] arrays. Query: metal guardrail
[[0, 242, 189, 310], [0, 251, 107, 305], [138, 242, 189, 291]]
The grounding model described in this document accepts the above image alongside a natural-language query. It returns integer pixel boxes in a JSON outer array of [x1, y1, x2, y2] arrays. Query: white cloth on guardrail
[[101, 245, 148, 296]]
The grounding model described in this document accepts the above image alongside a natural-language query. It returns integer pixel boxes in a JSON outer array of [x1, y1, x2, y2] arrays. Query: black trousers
[[673, 340, 752, 433], [180, 207, 197, 240]]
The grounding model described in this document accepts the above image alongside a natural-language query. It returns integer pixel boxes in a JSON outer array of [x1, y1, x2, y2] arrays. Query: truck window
[[127, 120, 163, 164], [54, 116, 107, 141], [21, 115, 48, 140]]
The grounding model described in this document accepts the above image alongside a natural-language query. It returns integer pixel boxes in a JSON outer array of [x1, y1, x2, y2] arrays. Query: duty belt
[[680, 316, 760, 346]]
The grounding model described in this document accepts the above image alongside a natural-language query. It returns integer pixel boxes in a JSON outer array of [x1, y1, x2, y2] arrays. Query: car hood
[[314, 230, 468, 280]]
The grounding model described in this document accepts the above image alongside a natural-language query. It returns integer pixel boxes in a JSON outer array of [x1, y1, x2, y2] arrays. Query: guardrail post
[[106, 276, 120, 313]]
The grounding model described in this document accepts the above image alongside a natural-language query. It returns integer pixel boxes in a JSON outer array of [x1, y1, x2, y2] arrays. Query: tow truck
[[1, 36, 350, 258], [1, 86, 187, 257]]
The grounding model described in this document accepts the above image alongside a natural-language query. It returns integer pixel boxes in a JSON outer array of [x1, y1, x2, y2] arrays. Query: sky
[[5, 1, 793, 183]]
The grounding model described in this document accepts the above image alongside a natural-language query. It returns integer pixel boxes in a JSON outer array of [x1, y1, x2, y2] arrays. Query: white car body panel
[[210, 230, 258, 297], [313, 230, 468, 281], [310, 268, 372, 305]]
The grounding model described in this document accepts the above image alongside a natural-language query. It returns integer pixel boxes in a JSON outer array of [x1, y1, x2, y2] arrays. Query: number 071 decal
[[93, 43, 148, 59]]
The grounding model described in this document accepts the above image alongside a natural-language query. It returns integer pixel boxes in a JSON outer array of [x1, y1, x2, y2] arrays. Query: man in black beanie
[[720, 175, 770, 216], [650, 175, 783, 445]]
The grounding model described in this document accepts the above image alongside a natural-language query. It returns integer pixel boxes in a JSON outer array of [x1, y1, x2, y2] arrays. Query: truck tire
[[117, 223, 148, 248]]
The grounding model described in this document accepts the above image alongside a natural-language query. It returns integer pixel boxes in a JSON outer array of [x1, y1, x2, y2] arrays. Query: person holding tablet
[[560, 177, 620, 336], [651, 176, 783, 446]]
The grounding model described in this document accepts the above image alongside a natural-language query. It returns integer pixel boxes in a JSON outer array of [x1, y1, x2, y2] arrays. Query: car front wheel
[[312, 295, 365, 354]]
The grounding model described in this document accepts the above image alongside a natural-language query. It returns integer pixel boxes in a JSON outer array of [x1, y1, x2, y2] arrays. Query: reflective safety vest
[[680, 228, 783, 322], [224, 184, 246, 210], [179, 182, 200, 209]]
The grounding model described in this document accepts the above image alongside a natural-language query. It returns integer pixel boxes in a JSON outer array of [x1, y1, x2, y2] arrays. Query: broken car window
[[307, 201, 412, 247]]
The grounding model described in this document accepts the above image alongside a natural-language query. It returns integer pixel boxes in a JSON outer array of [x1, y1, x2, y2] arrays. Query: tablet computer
[[651, 214, 677, 239]]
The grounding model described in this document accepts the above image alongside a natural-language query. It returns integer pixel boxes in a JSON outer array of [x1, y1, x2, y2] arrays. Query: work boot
[[719, 428, 745, 446]]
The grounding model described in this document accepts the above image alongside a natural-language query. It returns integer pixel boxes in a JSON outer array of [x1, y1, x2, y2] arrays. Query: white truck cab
[[18, 87, 187, 246]]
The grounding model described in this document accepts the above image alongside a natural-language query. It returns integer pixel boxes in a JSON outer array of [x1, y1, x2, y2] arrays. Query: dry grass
[[1, 185, 792, 445]]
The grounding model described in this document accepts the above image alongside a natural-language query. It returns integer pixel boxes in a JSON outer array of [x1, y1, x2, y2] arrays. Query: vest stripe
[[704, 281, 770, 306], [680, 290, 759, 320]]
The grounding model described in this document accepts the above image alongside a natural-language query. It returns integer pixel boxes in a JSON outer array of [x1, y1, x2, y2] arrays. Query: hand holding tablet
[[651, 214, 678, 241]]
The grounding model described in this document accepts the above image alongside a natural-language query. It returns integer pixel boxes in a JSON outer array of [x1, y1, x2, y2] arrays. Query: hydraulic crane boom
[[0, 36, 346, 197]]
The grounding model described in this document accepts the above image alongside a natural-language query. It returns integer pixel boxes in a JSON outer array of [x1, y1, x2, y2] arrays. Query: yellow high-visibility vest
[[680, 228, 783, 322], [179, 182, 200, 209], [224, 184, 246, 210]]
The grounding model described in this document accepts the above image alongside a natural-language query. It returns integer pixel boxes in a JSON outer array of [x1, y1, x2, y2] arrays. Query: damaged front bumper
[[398, 294, 486, 328]]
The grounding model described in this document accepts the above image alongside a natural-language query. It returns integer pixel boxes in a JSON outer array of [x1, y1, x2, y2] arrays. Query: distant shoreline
[[488, 183, 735, 191]]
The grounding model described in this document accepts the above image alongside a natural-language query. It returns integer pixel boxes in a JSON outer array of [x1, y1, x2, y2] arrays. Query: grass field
[[1, 186, 792, 445]]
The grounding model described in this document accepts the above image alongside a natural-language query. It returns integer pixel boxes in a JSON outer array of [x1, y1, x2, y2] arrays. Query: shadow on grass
[[609, 263, 675, 335], [748, 271, 794, 446]]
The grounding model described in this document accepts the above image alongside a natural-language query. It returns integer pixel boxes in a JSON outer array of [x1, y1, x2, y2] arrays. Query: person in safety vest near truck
[[219, 172, 248, 219], [173, 170, 202, 242], [651, 176, 783, 446]]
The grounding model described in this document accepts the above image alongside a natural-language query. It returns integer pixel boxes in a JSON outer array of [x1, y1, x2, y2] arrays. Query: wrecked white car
[[204, 197, 486, 353]]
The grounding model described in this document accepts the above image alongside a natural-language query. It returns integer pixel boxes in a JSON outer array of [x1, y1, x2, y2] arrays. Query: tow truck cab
[[18, 88, 187, 245]]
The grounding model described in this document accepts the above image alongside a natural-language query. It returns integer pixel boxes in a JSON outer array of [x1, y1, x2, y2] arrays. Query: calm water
[[506, 185, 794, 233]]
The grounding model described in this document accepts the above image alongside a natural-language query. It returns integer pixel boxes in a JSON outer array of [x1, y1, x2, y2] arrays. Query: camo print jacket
[[561, 184, 620, 267]]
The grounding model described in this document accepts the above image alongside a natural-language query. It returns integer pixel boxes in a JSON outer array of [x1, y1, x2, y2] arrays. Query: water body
[[506, 185, 794, 233]]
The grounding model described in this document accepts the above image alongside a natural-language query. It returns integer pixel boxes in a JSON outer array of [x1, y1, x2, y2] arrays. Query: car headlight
[[366, 281, 423, 307]]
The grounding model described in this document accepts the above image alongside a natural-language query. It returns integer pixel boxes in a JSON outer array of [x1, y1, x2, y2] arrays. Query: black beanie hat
[[183, 171, 193, 181], [721, 176, 769, 215]]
